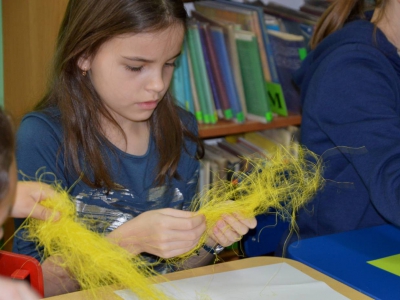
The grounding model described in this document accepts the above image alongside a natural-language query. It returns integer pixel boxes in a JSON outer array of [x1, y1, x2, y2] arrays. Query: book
[[181, 40, 195, 115], [194, 1, 276, 83], [267, 30, 305, 115], [197, 21, 232, 120], [264, 14, 283, 32], [215, 0, 280, 83], [186, 21, 217, 124], [186, 45, 203, 123], [210, 26, 245, 123], [204, 143, 242, 182], [198, 159, 211, 202], [218, 138, 264, 161], [191, 10, 247, 121], [260, 126, 300, 157], [203, 147, 228, 181], [234, 29, 273, 123], [259, 127, 294, 148], [170, 54, 186, 109], [198, 22, 223, 119], [237, 136, 268, 158], [258, 2, 318, 47], [209, 159, 219, 185], [243, 131, 279, 155], [171, 40, 194, 114]]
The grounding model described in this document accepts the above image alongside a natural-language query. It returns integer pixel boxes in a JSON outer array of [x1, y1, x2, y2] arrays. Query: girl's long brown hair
[[310, 0, 386, 49], [35, 0, 204, 190]]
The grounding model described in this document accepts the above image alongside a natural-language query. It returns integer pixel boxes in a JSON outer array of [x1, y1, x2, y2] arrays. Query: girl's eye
[[165, 62, 176, 68], [125, 65, 143, 72]]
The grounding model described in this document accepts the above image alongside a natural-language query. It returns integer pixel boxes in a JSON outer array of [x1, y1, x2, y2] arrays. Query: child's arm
[[11, 182, 58, 220], [0, 276, 40, 300]]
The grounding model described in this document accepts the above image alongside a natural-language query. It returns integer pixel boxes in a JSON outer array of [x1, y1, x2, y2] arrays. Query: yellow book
[[243, 132, 279, 154]]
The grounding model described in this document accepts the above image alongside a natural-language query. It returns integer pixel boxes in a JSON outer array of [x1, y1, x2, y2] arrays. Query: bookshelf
[[199, 113, 301, 138]]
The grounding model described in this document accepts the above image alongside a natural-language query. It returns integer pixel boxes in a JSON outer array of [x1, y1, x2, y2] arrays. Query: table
[[46, 256, 370, 299], [287, 224, 400, 300]]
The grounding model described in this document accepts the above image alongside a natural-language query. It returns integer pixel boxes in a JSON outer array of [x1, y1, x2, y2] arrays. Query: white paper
[[115, 263, 349, 300]]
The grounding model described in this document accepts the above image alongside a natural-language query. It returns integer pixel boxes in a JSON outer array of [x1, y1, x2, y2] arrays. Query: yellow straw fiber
[[24, 190, 171, 299], [170, 145, 324, 263]]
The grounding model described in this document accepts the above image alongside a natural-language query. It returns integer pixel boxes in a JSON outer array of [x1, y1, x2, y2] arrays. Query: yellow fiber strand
[[22, 145, 324, 298], [169, 145, 325, 263], [24, 190, 171, 300]]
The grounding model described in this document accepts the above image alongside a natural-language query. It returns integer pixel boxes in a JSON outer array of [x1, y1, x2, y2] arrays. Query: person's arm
[[11, 181, 57, 220], [305, 48, 400, 226], [14, 114, 66, 256], [0, 276, 40, 300], [15, 114, 75, 296]]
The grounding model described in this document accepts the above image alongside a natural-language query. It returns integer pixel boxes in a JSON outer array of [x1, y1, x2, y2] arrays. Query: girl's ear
[[77, 55, 91, 73]]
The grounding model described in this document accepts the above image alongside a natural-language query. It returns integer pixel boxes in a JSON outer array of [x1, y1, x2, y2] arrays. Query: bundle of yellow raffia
[[23, 145, 324, 299], [169, 144, 324, 264], [24, 188, 171, 299]]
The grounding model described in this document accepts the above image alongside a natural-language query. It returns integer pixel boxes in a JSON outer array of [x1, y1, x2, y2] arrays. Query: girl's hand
[[107, 208, 206, 258], [208, 211, 257, 248], [11, 182, 57, 220]]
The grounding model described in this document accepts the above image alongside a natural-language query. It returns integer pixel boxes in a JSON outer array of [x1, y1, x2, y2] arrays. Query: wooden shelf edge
[[199, 114, 302, 138]]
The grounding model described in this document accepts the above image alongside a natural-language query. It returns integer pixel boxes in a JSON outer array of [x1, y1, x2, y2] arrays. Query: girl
[[14, 0, 256, 296], [278, 0, 400, 255]]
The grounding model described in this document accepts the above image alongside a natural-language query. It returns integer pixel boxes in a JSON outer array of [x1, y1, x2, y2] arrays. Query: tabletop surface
[[46, 256, 371, 299], [287, 224, 400, 300]]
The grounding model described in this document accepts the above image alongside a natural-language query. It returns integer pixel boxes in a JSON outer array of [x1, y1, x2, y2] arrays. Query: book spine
[[193, 23, 218, 124], [202, 24, 233, 120], [186, 35, 203, 123], [211, 28, 244, 123], [187, 24, 213, 124], [170, 54, 186, 109], [268, 31, 304, 114], [225, 25, 248, 119], [235, 31, 272, 123], [181, 40, 195, 114], [199, 23, 223, 119]]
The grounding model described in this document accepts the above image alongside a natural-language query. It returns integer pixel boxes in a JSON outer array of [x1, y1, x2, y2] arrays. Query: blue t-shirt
[[277, 14, 400, 256], [14, 107, 200, 273]]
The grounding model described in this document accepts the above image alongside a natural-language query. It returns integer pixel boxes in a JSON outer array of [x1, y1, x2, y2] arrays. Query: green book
[[186, 40, 203, 123], [235, 29, 273, 123], [186, 22, 217, 124]]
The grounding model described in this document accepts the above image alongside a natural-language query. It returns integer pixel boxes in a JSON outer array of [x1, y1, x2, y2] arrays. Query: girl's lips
[[137, 100, 158, 110]]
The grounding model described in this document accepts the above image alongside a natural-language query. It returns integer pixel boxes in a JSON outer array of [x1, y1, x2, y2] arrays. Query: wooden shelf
[[199, 114, 302, 139]]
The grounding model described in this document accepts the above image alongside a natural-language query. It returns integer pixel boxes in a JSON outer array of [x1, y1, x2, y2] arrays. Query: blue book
[[267, 30, 306, 114], [198, 23, 223, 119], [210, 27, 244, 123]]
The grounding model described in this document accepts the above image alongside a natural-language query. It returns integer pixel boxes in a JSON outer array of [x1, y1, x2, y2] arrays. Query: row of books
[[171, 1, 322, 125], [197, 126, 300, 195]]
